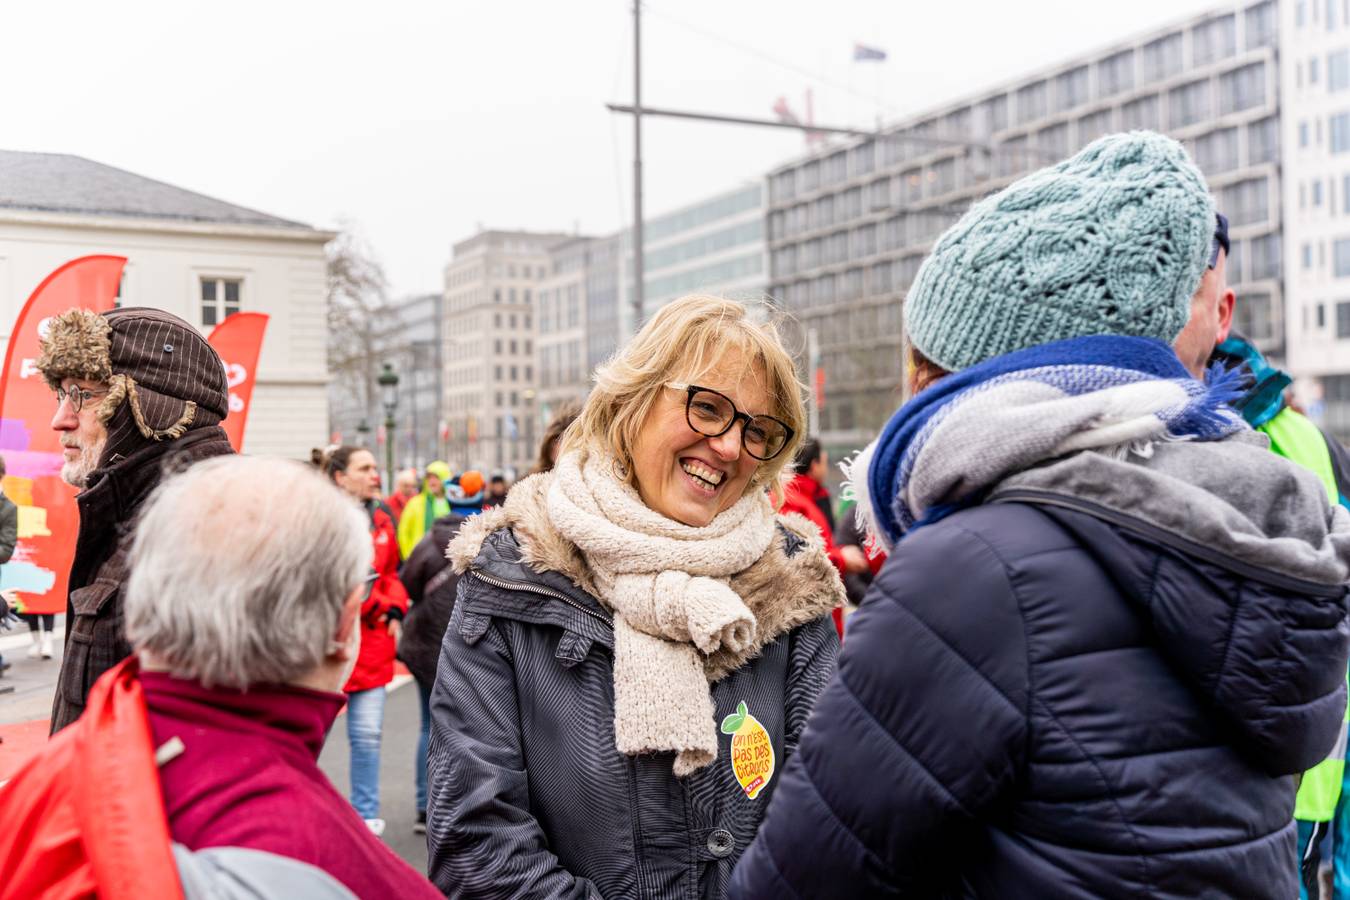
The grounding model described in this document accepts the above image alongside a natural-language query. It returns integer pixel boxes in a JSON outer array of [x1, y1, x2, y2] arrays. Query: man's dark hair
[[491, 474, 506, 485], [793, 438, 824, 475]]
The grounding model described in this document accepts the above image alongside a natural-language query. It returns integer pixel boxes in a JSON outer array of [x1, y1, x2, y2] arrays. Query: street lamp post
[[356, 419, 371, 448], [378, 362, 400, 494]]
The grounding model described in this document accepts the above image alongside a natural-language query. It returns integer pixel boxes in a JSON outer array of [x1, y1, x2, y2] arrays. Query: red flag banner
[[206, 312, 268, 453], [0, 256, 124, 614]]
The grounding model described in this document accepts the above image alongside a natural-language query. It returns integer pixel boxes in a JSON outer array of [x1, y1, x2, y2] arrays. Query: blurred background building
[[0, 150, 333, 459], [766, 0, 1283, 460], [442, 229, 567, 476]]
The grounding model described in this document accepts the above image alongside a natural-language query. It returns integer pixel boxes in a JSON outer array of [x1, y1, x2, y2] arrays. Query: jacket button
[[707, 828, 734, 858]]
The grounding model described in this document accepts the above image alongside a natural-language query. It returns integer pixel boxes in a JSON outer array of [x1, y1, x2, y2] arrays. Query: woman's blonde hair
[[560, 294, 807, 498]]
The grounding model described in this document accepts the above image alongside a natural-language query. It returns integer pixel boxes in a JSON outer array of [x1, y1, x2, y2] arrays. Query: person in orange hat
[[448, 470, 487, 516]]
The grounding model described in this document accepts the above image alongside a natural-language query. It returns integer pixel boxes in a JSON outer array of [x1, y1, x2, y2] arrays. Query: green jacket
[[1217, 337, 1350, 821], [397, 491, 452, 559]]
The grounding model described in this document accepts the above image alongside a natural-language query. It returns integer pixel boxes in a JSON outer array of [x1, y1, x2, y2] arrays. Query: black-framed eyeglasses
[[667, 382, 794, 461], [53, 385, 110, 413], [360, 571, 379, 600]]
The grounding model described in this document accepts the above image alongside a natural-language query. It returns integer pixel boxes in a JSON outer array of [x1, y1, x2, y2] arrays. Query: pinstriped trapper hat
[[37, 307, 228, 457]]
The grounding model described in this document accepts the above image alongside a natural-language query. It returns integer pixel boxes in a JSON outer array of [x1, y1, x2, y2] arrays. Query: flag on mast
[[853, 43, 888, 62]]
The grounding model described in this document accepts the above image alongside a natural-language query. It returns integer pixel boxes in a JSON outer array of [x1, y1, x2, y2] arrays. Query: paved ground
[[0, 624, 431, 878]]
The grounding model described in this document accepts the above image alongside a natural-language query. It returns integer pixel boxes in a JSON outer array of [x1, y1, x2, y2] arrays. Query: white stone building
[[0, 150, 333, 458]]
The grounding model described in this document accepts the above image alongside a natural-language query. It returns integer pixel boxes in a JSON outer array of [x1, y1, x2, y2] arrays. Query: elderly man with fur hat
[[40, 306, 234, 733]]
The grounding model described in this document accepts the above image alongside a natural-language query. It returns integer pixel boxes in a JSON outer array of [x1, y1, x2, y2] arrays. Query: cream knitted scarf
[[546, 449, 777, 775]]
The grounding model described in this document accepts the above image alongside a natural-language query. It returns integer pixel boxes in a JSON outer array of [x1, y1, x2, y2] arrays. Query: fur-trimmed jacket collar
[[449, 471, 843, 681]]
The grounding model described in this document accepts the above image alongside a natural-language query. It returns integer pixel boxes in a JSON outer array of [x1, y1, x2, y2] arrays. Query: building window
[[1193, 127, 1239, 174], [1222, 178, 1269, 226], [1339, 301, 1350, 337], [1316, 180, 1326, 207], [200, 277, 240, 327], [1313, 56, 1323, 85], [495, 365, 503, 380], [1301, 121, 1311, 148], [1015, 81, 1048, 124], [1233, 291, 1274, 341], [509, 339, 518, 354], [1246, 1, 1277, 48], [1334, 238, 1350, 276], [1054, 67, 1089, 109], [1249, 234, 1281, 280], [510, 366, 518, 382], [523, 289, 532, 304], [1305, 243, 1315, 269], [509, 314, 517, 328], [524, 365, 533, 381], [1168, 80, 1212, 129], [1247, 117, 1279, 163], [1191, 15, 1236, 67], [494, 339, 502, 354], [494, 313, 501, 327], [1141, 33, 1184, 83], [1096, 50, 1134, 98], [1219, 63, 1265, 115], [1318, 303, 1327, 328], [1332, 112, 1350, 153], [1332, 51, 1350, 92], [493, 289, 502, 303]]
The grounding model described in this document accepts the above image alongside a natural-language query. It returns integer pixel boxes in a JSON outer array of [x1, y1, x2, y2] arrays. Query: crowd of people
[[2, 130, 1350, 899]]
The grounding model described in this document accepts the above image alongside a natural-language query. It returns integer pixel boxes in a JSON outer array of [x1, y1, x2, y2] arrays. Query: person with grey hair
[[0, 456, 442, 899]]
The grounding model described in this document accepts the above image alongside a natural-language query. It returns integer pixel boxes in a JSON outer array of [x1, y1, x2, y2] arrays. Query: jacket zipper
[[467, 567, 615, 626], [992, 488, 1347, 597]]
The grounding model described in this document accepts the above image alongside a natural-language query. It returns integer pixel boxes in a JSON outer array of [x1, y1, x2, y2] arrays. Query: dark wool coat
[[397, 513, 467, 687], [52, 426, 234, 734], [730, 486, 1350, 899], [425, 474, 843, 899]]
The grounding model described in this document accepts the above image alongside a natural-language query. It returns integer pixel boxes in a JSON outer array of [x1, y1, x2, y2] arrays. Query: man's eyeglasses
[[53, 386, 110, 413], [361, 571, 379, 600], [666, 383, 794, 461]]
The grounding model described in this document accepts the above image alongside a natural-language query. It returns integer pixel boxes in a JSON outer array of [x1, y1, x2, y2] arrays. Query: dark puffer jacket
[[425, 475, 843, 900], [731, 439, 1350, 899]]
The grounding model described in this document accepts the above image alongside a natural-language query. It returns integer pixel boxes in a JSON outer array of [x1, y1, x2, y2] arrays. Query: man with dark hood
[[39, 306, 234, 733]]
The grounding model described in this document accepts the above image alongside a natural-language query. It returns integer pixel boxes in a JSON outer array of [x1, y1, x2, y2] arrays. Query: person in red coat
[[779, 439, 868, 635], [324, 445, 409, 835]]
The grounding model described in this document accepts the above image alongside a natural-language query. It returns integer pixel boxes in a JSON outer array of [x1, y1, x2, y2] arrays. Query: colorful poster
[[206, 312, 268, 453], [0, 256, 124, 614]]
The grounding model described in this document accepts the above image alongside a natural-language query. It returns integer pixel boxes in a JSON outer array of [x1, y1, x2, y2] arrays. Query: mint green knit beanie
[[904, 131, 1214, 372]]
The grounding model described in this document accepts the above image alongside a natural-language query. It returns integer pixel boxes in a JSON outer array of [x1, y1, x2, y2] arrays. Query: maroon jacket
[[142, 671, 440, 899]]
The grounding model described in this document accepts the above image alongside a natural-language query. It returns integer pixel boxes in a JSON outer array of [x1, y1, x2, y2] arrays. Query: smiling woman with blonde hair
[[426, 294, 844, 899]]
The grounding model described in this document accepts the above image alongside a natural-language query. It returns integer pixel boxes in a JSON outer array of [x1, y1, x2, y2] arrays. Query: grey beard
[[61, 435, 107, 488]]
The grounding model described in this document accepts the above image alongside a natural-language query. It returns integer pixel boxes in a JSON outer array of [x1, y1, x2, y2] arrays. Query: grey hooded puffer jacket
[[425, 475, 842, 900]]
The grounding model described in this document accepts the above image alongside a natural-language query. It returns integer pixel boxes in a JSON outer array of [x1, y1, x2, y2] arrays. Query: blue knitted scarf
[[846, 335, 1248, 551]]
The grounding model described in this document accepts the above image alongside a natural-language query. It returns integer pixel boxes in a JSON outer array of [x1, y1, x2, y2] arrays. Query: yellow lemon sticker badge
[[720, 701, 775, 800]]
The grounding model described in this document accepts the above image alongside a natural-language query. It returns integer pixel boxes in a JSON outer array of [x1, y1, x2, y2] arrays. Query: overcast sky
[[2, 0, 1224, 297]]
